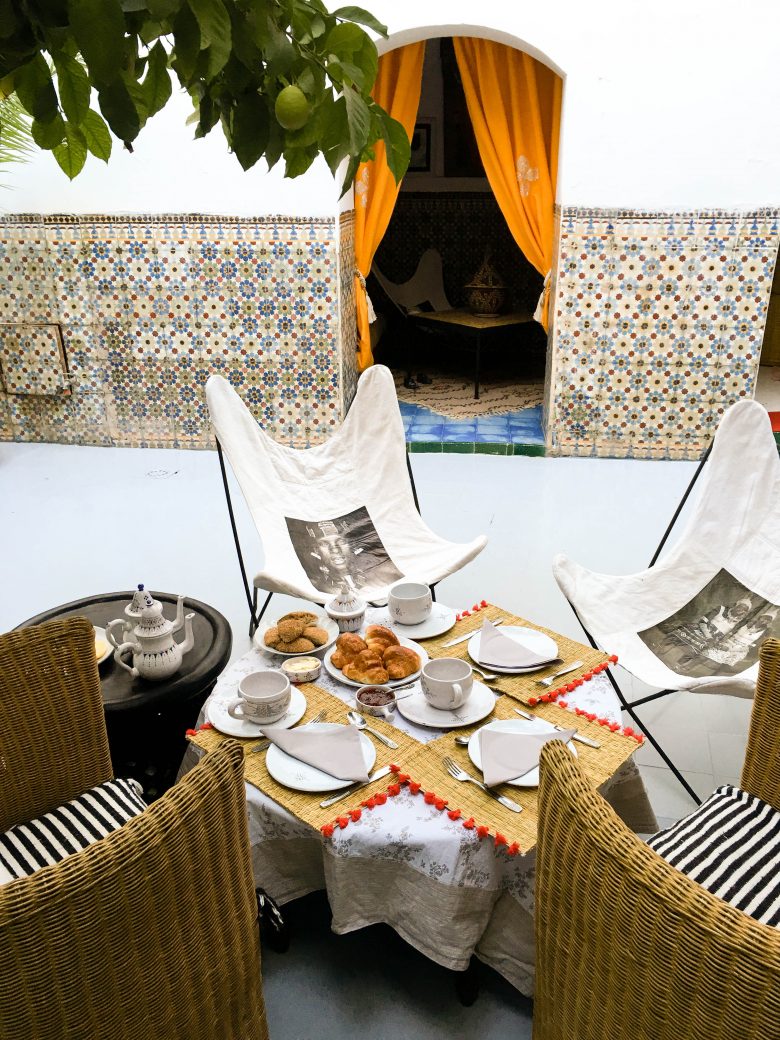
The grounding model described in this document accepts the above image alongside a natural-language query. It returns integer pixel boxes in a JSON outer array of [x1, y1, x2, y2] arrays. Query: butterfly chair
[[553, 399, 780, 804], [0, 617, 269, 1040], [533, 639, 780, 1040], [372, 248, 453, 388], [207, 364, 487, 636]]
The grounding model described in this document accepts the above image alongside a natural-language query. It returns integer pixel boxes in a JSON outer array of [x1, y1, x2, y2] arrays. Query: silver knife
[[319, 765, 392, 808], [439, 619, 503, 649], [513, 707, 601, 748]]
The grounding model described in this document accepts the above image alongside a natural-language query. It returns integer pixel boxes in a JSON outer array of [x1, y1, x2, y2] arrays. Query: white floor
[[0, 439, 754, 824], [755, 365, 780, 411]]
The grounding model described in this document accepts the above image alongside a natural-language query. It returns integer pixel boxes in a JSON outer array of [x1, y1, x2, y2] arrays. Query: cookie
[[303, 625, 328, 647]]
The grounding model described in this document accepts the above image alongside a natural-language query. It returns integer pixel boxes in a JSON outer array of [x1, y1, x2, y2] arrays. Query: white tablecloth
[[180, 608, 657, 996]]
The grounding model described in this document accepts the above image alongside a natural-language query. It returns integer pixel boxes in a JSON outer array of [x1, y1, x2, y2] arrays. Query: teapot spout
[[171, 594, 185, 634], [178, 612, 196, 657]]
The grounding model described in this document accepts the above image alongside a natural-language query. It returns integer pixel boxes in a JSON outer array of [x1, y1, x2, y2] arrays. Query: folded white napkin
[[479, 728, 576, 787], [477, 620, 556, 669], [259, 724, 369, 782]]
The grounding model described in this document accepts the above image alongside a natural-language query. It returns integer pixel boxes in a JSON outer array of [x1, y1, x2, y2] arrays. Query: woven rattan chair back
[[534, 696, 780, 1040], [0, 617, 112, 831], [0, 740, 268, 1040]]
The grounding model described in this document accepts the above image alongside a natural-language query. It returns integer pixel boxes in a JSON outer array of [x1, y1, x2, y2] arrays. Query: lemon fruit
[[274, 85, 310, 131]]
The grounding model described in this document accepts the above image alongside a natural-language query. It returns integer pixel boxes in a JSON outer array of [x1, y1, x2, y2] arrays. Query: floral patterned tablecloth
[[179, 607, 656, 996]]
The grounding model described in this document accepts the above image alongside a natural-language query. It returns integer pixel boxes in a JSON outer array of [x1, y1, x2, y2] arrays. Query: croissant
[[331, 633, 368, 669], [342, 650, 389, 685], [364, 624, 400, 654], [383, 645, 420, 680]]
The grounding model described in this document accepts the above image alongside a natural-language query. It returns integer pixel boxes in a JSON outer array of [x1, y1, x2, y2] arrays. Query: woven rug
[[189, 683, 422, 832], [394, 369, 544, 419], [421, 603, 612, 706], [402, 697, 641, 853]]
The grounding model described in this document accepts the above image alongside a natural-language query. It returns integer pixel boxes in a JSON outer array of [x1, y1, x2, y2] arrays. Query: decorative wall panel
[[0, 215, 341, 448], [550, 209, 779, 459], [338, 209, 359, 409]]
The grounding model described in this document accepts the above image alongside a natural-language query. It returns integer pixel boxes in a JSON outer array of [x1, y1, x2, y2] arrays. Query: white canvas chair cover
[[554, 400, 780, 696], [372, 249, 452, 316], [206, 365, 487, 604]]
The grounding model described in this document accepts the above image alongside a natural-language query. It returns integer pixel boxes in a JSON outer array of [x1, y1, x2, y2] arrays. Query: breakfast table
[[179, 602, 657, 998]]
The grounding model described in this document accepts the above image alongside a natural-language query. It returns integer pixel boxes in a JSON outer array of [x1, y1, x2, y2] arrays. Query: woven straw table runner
[[189, 682, 422, 833], [399, 697, 640, 854], [420, 603, 612, 706]]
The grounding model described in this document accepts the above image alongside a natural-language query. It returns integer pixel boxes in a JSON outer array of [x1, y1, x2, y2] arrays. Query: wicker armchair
[[0, 618, 269, 1040], [534, 638, 780, 1040]]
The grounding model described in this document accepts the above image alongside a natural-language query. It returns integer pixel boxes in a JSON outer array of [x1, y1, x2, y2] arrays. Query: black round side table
[[17, 592, 232, 799]]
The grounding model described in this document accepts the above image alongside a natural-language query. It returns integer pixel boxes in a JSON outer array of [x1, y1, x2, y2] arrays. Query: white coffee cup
[[228, 669, 291, 724], [421, 658, 473, 710], [389, 581, 433, 626]]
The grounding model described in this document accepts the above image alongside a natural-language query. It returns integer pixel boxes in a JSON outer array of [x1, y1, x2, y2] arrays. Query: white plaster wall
[[2, 0, 778, 214]]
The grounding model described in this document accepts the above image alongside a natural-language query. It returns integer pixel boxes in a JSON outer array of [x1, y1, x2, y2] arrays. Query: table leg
[[474, 334, 481, 400]]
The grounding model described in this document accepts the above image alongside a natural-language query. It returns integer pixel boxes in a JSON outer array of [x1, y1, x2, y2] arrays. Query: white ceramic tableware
[[355, 684, 397, 718], [467, 625, 559, 674], [395, 680, 495, 729], [228, 669, 291, 724], [93, 626, 112, 666], [388, 602, 457, 640], [281, 656, 322, 684], [467, 718, 577, 788], [207, 685, 307, 738], [421, 657, 473, 710], [255, 616, 339, 657], [388, 581, 433, 626], [265, 723, 376, 792], [323, 634, 428, 689]]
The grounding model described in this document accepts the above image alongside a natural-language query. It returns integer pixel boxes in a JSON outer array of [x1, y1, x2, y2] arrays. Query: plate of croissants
[[257, 611, 340, 657], [323, 625, 428, 688]]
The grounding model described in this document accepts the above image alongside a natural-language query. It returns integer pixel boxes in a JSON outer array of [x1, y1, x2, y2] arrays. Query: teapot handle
[[113, 641, 139, 677], [106, 618, 129, 650]]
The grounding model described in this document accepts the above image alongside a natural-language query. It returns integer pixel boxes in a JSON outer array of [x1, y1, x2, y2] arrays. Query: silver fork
[[442, 755, 523, 813], [535, 660, 584, 687], [249, 708, 326, 754]]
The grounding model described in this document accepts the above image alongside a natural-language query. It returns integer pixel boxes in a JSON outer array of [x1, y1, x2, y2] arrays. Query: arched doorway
[[341, 26, 564, 454]]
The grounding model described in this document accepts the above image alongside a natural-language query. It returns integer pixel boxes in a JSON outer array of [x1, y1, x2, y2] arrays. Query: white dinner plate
[[254, 616, 339, 657], [467, 625, 559, 674], [265, 722, 376, 792], [467, 718, 577, 788], [323, 633, 429, 689], [207, 685, 307, 738], [93, 626, 112, 666], [390, 603, 457, 640], [395, 680, 496, 729]]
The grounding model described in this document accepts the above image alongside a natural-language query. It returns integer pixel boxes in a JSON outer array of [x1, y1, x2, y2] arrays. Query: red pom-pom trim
[[448, 808, 462, 820], [528, 697, 538, 707], [350, 808, 362, 822], [408, 781, 421, 794], [480, 599, 487, 607], [463, 817, 476, 830], [476, 825, 490, 839], [362, 797, 376, 809], [424, 791, 436, 804], [558, 700, 568, 709], [185, 728, 197, 736], [200, 722, 213, 730], [494, 833, 508, 847], [374, 792, 387, 805], [507, 842, 521, 856], [321, 823, 334, 837], [434, 797, 447, 811], [540, 693, 550, 703], [398, 773, 410, 783], [387, 783, 401, 796], [609, 654, 618, 663], [337, 816, 349, 830], [389, 763, 400, 773]]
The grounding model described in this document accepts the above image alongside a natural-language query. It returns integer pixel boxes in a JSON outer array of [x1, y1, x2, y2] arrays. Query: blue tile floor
[[399, 400, 545, 455]]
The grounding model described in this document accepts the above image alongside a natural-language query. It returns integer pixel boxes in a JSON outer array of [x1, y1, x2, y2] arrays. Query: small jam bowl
[[355, 684, 397, 718], [281, 656, 321, 685]]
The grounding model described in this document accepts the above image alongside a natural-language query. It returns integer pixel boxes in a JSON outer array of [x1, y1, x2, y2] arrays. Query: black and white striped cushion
[[0, 778, 147, 884], [647, 784, 780, 927]]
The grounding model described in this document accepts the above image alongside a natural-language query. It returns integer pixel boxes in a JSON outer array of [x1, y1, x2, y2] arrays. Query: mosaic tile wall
[[0, 215, 341, 448], [550, 208, 780, 459], [374, 191, 544, 314], [338, 209, 359, 408]]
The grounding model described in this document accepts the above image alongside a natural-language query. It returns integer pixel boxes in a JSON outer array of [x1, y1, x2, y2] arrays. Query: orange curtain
[[353, 42, 426, 371], [453, 38, 562, 329]]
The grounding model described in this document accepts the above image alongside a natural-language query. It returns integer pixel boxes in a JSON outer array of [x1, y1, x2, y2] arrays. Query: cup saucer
[[394, 681, 495, 729], [207, 686, 307, 738]]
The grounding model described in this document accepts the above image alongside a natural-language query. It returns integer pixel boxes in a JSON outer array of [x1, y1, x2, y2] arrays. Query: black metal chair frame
[[216, 440, 435, 638], [563, 441, 715, 806]]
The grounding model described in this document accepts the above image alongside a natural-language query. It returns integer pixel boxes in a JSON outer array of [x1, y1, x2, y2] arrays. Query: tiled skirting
[[0, 215, 342, 448], [550, 208, 779, 459]]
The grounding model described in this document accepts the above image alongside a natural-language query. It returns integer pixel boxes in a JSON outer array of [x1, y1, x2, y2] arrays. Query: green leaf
[[139, 19, 166, 45], [187, 0, 231, 76], [14, 55, 58, 122], [147, 0, 180, 16], [331, 6, 387, 35], [119, 0, 148, 10], [318, 93, 348, 175], [231, 91, 268, 170], [31, 112, 66, 148], [0, 0, 19, 38], [342, 85, 370, 154], [339, 152, 360, 197], [324, 22, 366, 58], [172, 3, 200, 80], [81, 108, 112, 160], [53, 121, 87, 178], [141, 40, 171, 115], [264, 20, 296, 78], [97, 78, 141, 141], [68, 0, 126, 88], [284, 145, 315, 178], [52, 52, 90, 124], [376, 108, 410, 184]]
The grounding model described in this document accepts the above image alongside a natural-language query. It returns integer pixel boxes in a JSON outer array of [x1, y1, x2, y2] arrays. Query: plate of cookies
[[256, 610, 339, 657], [323, 624, 428, 689]]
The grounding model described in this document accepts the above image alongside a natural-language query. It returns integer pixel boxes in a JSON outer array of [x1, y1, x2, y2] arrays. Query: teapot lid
[[127, 584, 150, 617], [136, 596, 174, 636], [326, 582, 366, 615]]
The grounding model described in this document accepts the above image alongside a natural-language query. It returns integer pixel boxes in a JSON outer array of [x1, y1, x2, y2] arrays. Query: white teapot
[[108, 591, 195, 681], [106, 584, 163, 646]]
